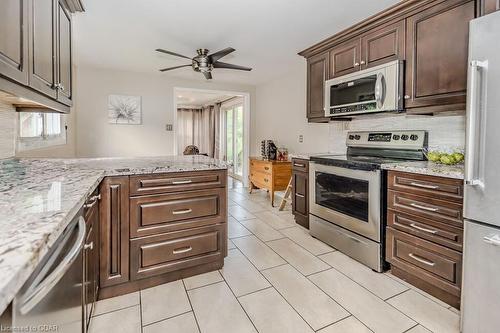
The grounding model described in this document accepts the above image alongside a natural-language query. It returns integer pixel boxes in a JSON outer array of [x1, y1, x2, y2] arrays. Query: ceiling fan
[[156, 47, 252, 80]]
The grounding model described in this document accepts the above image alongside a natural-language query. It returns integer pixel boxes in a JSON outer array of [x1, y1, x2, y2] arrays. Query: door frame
[[173, 87, 251, 187], [221, 98, 245, 181]]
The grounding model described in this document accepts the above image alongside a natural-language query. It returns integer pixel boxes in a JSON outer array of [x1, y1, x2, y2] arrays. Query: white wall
[[252, 63, 331, 156], [76, 66, 255, 157]]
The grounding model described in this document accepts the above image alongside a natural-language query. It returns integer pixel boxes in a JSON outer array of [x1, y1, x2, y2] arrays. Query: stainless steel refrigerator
[[461, 10, 500, 333]]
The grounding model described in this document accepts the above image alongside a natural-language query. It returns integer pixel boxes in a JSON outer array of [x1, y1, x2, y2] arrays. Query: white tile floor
[[89, 179, 460, 333]]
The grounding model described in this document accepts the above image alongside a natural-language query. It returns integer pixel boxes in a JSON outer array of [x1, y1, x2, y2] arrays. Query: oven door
[[309, 162, 381, 242]]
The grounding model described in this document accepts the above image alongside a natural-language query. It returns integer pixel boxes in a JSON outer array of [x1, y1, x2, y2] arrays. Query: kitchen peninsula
[[0, 156, 228, 316]]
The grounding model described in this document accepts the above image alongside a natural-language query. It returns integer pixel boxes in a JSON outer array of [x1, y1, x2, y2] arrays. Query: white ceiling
[[176, 90, 237, 107], [74, 0, 400, 85]]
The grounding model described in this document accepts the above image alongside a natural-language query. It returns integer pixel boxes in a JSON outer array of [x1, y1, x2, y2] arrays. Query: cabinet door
[[0, 0, 29, 84], [361, 20, 405, 69], [56, 0, 72, 106], [292, 171, 308, 217], [405, 0, 475, 110], [329, 38, 361, 78], [306, 52, 329, 122], [29, 0, 57, 98], [99, 176, 130, 287]]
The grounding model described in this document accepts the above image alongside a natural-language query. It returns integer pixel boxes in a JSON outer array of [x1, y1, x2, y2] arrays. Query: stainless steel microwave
[[324, 60, 403, 117]]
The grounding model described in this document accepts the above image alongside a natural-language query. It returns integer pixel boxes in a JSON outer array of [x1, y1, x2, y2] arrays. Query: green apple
[[452, 152, 465, 163], [440, 154, 457, 165], [427, 151, 441, 162]]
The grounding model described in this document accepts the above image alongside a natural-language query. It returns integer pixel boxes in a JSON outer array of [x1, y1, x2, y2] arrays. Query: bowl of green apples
[[424, 148, 465, 165]]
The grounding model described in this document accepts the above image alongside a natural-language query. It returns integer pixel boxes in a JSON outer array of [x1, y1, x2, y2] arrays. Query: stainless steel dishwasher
[[12, 211, 86, 333]]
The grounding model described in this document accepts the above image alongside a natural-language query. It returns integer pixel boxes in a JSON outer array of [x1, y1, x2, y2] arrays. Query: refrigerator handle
[[465, 60, 488, 187]]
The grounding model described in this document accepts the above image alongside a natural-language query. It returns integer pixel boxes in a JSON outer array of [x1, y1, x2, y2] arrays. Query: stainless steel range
[[309, 130, 427, 272]]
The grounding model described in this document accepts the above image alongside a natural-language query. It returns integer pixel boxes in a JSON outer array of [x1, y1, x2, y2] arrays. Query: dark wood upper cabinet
[[56, 0, 72, 105], [0, 0, 29, 85], [99, 176, 130, 288], [361, 20, 405, 69], [404, 0, 475, 111], [329, 39, 361, 78], [306, 52, 329, 122], [29, 0, 57, 99]]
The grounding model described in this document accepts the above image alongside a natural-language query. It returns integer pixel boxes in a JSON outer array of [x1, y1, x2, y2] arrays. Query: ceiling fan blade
[[156, 48, 192, 60], [203, 72, 213, 80], [208, 47, 235, 63], [159, 64, 192, 72], [213, 61, 252, 71]]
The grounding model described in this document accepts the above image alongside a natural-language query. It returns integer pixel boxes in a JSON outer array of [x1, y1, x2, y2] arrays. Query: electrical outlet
[[298, 134, 303, 143], [165, 124, 173, 131]]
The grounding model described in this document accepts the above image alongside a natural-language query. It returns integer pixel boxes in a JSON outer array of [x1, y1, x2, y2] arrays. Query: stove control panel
[[346, 130, 427, 150]]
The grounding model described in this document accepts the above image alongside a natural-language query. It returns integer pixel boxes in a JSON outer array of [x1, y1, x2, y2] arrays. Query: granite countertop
[[0, 155, 227, 314], [381, 161, 464, 179]]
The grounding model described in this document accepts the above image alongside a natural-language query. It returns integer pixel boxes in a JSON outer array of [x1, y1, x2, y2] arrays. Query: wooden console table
[[249, 157, 292, 206]]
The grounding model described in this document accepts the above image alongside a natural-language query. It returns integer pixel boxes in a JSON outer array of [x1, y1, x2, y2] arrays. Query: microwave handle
[[375, 73, 386, 109]]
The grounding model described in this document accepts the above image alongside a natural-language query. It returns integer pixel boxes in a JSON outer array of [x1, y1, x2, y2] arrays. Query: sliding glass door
[[224, 103, 243, 179]]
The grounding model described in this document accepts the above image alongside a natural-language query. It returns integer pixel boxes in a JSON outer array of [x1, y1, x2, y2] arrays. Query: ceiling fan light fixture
[[156, 47, 252, 80]]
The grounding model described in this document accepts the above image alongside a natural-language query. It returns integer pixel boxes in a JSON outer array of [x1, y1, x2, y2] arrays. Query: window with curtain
[[176, 104, 223, 158]]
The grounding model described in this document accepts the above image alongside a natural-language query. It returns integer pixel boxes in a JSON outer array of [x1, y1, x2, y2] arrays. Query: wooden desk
[[249, 157, 292, 206]]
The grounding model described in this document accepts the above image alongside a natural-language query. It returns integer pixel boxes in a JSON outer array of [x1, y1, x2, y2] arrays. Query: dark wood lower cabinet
[[291, 159, 309, 229], [98, 170, 228, 300], [99, 176, 130, 288], [386, 171, 463, 309]]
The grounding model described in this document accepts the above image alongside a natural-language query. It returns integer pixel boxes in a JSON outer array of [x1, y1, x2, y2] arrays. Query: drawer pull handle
[[410, 182, 439, 189], [294, 163, 305, 168], [172, 180, 193, 185], [172, 208, 193, 215], [408, 253, 435, 267], [410, 203, 439, 212], [173, 246, 192, 254], [264, 179, 268, 182], [84, 242, 94, 250], [264, 167, 270, 170], [410, 223, 438, 234], [484, 234, 500, 246], [295, 193, 305, 198]]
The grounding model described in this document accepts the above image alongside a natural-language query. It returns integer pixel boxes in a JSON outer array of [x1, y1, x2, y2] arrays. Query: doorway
[[173, 87, 250, 185], [222, 99, 244, 180]]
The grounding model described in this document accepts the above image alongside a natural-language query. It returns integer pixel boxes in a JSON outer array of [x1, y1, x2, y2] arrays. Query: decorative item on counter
[[423, 146, 465, 165], [261, 140, 277, 160], [277, 147, 289, 161]]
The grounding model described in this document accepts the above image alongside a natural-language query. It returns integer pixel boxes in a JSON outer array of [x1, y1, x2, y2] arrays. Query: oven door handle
[[375, 73, 386, 109], [18, 217, 86, 315]]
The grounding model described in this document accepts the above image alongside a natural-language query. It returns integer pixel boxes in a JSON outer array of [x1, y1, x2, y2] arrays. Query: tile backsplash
[[0, 102, 15, 159], [328, 114, 465, 153]]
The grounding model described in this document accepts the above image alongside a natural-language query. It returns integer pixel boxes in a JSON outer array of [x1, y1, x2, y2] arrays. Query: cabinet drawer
[[250, 171, 272, 189], [388, 171, 463, 202], [130, 188, 225, 238], [387, 210, 463, 251], [292, 159, 309, 173], [130, 170, 226, 196], [386, 227, 462, 296], [130, 225, 223, 280], [388, 190, 463, 227], [250, 160, 272, 175]]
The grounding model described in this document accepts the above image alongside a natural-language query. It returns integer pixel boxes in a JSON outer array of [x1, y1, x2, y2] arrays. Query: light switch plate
[[165, 124, 173, 131], [298, 134, 303, 143]]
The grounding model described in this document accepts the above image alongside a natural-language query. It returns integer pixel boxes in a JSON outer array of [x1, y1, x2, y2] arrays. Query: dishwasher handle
[[18, 217, 86, 315]]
